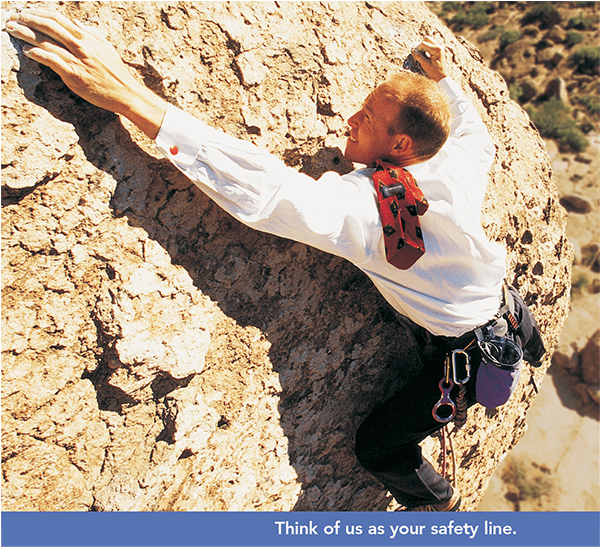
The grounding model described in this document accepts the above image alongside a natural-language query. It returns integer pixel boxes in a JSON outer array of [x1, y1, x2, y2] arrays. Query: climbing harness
[[430, 281, 547, 489]]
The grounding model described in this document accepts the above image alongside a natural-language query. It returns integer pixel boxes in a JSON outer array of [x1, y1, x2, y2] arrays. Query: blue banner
[[2, 511, 599, 547]]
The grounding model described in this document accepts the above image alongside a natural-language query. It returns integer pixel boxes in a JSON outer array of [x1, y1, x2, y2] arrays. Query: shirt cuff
[[155, 103, 204, 166]]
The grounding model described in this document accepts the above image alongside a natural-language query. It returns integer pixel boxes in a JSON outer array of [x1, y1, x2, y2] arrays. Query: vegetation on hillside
[[432, 1, 599, 152]]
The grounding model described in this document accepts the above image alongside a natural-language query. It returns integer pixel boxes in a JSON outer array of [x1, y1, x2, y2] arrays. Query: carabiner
[[452, 349, 471, 386]]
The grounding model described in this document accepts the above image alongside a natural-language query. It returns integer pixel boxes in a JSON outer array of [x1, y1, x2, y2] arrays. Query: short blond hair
[[382, 73, 451, 161]]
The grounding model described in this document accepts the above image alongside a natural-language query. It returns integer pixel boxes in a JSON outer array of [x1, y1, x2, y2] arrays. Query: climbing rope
[[440, 425, 448, 478], [439, 423, 459, 487], [448, 425, 457, 487]]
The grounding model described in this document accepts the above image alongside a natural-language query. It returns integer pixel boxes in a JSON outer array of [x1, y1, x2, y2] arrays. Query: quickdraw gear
[[451, 348, 470, 428]]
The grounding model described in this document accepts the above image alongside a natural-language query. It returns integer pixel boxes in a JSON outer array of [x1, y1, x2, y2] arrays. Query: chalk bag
[[475, 328, 523, 409]]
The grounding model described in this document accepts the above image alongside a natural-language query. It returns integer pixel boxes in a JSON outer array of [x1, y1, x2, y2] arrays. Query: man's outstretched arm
[[5, 9, 167, 138], [5, 8, 382, 267]]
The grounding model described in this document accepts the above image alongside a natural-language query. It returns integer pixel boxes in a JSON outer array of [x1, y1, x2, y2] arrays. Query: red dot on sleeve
[[169, 146, 179, 156]]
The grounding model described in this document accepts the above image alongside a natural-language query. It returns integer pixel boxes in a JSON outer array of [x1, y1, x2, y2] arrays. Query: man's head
[[344, 72, 451, 167]]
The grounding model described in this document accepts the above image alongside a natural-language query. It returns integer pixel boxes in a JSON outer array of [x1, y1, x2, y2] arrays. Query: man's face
[[344, 84, 400, 166]]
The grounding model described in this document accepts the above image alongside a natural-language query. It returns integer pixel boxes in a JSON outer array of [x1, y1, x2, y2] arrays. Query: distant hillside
[[430, 1, 599, 152]]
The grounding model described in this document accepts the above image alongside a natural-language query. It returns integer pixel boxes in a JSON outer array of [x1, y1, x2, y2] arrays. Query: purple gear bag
[[475, 329, 523, 409]]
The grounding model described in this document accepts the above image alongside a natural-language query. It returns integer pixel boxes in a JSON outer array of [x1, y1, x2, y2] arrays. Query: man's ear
[[393, 134, 414, 154], [386, 134, 420, 166]]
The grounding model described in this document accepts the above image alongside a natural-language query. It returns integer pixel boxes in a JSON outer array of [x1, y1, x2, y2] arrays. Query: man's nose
[[348, 111, 360, 127]]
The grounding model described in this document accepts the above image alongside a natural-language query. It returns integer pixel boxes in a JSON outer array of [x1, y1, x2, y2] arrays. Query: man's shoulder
[[321, 166, 375, 185], [345, 166, 375, 179]]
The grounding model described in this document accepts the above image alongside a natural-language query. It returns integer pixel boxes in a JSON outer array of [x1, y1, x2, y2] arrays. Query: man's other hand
[[413, 40, 448, 83]]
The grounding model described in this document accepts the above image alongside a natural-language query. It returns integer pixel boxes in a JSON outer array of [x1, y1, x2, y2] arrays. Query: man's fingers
[[412, 48, 430, 62], [6, 20, 56, 48], [8, 10, 85, 53], [22, 44, 74, 77], [415, 40, 443, 59], [419, 39, 442, 50], [5, 20, 76, 65], [410, 39, 448, 82], [5, 20, 38, 45], [415, 46, 435, 60]]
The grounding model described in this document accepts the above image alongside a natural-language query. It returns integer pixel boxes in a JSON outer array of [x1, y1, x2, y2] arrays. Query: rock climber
[[5, 9, 545, 511]]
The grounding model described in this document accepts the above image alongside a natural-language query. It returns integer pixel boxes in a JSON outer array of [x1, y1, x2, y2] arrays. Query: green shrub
[[557, 125, 591, 152], [508, 83, 523, 102], [479, 26, 504, 43], [436, 1, 459, 21], [450, 2, 494, 30], [441, 1, 460, 12], [502, 460, 553, 503], [453, 9, 488, 29], [526, 98, 590, 152], [500, 30, 522, 48], [521, 2, 561, 28], [567, 13, 596, 30], [575, 95, 600, 116], [569, 47, 600, 74], [565, 30, 585, 48], [572, 272, 591, 294]]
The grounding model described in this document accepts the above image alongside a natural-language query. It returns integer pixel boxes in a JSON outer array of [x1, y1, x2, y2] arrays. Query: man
[[5, 10, 542, 511]]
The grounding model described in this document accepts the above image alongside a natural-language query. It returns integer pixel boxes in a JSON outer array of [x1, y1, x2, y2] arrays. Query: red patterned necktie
[[372, 159, 429, 270]]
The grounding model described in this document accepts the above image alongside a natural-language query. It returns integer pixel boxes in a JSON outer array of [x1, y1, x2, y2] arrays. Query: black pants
[[355, 336, 479, 508], [355, 284, 545, 508]]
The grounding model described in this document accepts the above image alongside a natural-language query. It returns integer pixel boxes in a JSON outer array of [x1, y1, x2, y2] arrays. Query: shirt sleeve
[[437, 77, 495, 169], [155, 104, 379, 265], [428, 77, 496, 213]]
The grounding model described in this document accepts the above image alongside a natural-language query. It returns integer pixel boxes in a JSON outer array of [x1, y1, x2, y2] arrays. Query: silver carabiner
[[452, 349, 471, 386]]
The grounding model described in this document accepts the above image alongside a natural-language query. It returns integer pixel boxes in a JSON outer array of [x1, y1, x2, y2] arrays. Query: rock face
[[1, 1, 572, 511]]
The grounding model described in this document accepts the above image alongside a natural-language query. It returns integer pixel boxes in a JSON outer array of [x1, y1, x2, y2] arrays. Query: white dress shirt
[[155, 78, 506, 337]]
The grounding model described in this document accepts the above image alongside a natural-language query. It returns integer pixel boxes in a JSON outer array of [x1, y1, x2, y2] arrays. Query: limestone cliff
[[1, 1, 572, 511]]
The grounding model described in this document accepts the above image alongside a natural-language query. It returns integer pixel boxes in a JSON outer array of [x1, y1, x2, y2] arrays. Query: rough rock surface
[[2, 1, 572, 511]]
